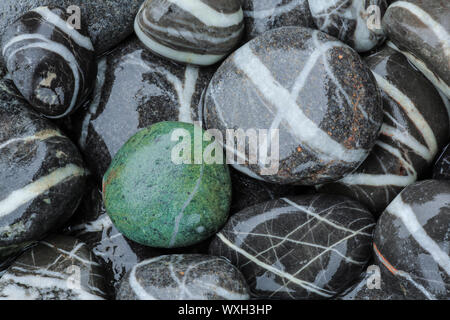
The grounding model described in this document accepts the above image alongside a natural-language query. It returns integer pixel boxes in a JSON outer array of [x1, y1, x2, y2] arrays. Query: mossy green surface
[[102, 122, 231, 248]]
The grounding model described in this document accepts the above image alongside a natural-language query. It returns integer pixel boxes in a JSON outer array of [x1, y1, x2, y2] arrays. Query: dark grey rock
[[0, 0, 143, 59], [116, 254, 251, 300], [0, 73, 87, 266], [309, 0, 388, 52], [433, 144, 450, 180], [242, 0, 315, 41], [1, 6, 96, 118], [383, 0, 450, 98], [319, 47, 449, 215], [204, 27, 383, 185], [134, 0, 244, 66], [373, 180, 450, 300], [0, 235, 108, 300], [71, 37, 214, 181], [209, 194, 376, 299]]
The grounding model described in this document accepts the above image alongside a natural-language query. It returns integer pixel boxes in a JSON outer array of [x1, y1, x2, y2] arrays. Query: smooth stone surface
[[116, 254, 250, 300], [373, 180, 450, 300], [0, 0, 143, 58], [72, 37, 214, 181], [204, 27, 383, 185], [309, 0, 388, 52], [383, 0, 450, 98], [0, 77, 86, 264], [0, 235, 108, 300], [103, 122, 232, 248], [209, 195, 376, 299], [1, 6, 96, 118], [319, 47, 449, 215], [134, 0, 244, 65], [433, 144, 450, 180], [242, 0, 314, 41]]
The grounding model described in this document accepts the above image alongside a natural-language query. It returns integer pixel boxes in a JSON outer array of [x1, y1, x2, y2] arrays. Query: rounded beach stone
[[209, 194, 376, 299], [1, 6, 96, 118], [102, 121, 232, 248], [204, 27, 383, 185], [116, 254, 250, 300], [373, 180, 450, 300], [0, 235, 108, 300], [73, 37, 214, 181], [134, 0, 244, 66], [242, 0, 315, 41], [0, 0, 143, 56], [0, 81, 87, 264], [383, 0, 450, 98], [433, 144, 450, 180], [309, 0, 388, 52], [319, 47, 449, 215]]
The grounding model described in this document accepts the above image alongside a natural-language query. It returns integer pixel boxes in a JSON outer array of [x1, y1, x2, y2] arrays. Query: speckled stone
[[373, 180, 450, 300], [103, 122, 232, 248], [134, 0, 244, 66], [1, 6, 96, 118], [242, 0, 315, 41], [433, 144, 450, 180], [72, 37, 214, 181], [383, 0, 450, 99], [116, 254, 250, 300], [209, 195, 376, 299], [0, 77, 87, 266], [204, 27, 383, 185], [0, 235, 108, 300], [319, 47, 449, 215], [0, 0, 143, 59], [309, 0, 388, 52], [230, 167, 313, 214]]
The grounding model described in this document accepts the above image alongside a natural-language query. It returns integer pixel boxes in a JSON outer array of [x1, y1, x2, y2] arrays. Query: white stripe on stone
[[0, 129, 63, 150]]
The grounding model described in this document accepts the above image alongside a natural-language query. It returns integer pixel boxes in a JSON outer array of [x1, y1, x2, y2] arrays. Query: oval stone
[[102, 122, 232, 248], [116, 254, 250, 300], [373, 180, 450, 300], [209, 195, 376, 299], [204, 27, 383, 185]]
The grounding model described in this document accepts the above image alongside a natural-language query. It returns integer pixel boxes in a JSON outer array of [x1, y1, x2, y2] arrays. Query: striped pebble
[[0, 75, 87, 264], [209, 195, 376, 299], [134, 0, 244, 65], [309, 0, 388, 52], [319, 47, 449, 215], [116, 254, 250, 300], [1, 6, 96, 118], [0, 236, 108, 300], [242, 0, 315, 41], [373, 180, 450, 300], [383, 0, 450, 98], [204, 27, 383, 185]]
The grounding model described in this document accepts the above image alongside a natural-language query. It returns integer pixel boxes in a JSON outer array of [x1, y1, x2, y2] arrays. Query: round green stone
[[102, 121, 231, 248]]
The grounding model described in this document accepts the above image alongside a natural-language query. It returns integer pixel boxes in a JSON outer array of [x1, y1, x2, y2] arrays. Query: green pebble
[[102, 121, 231, 248]]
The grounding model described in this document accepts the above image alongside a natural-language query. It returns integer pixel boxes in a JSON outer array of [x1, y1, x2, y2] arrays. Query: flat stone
[[0, 235, 108, 300], [373, 180, 450, 300], [116, 254, 250, 300], [383, 0, 450, 98], [204, 27, 383, 185], [433, 144, 450, 180], [0, 0, 143, 60], [1, 6, 96, 118], [102, 122, 232, 248], [134, 0, 244, 65], [0, 75, 86, 265], [71, 37, 214, 181], [309, 0, 388, 52], [209, 194, 376, 299], [242, 0, 314, 41], [319, 47, 449, 215]]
